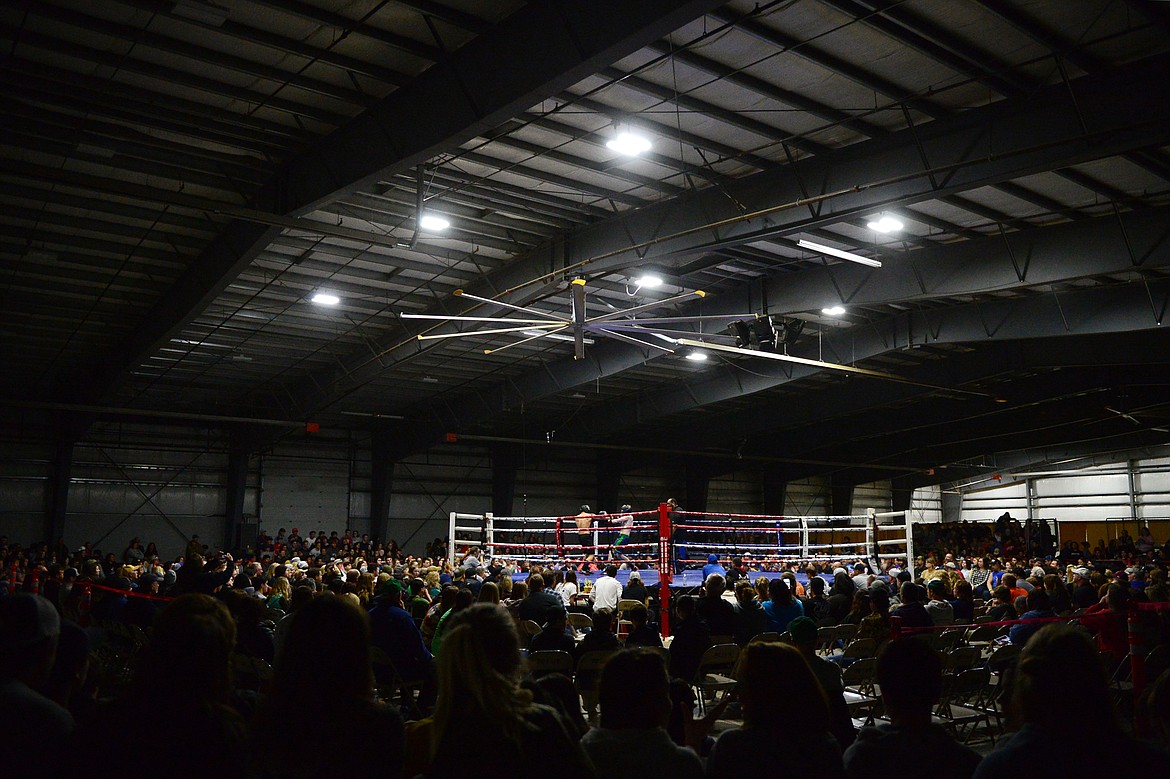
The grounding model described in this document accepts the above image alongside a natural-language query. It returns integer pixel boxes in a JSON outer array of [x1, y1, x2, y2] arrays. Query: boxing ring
[[450, 504, 915, 634]]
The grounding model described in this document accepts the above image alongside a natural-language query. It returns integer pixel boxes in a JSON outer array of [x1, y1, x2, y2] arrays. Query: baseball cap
[[788, 616, 817, 646], [0, 594, 61, 649]]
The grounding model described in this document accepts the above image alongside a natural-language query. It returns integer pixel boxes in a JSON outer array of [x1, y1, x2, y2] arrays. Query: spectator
[[1081, 583, 1130, 659], [845, 638, 981, 779], [575, 608, 621, 660], [1008, 589, 1055, 646], [828, 571, 856, 622], [1070, 567, 1097, 609], [924, 580, 955, 626], [518, 573, 566, 626], [71, 594, 246, 771], [581, 649, 704, 779], [948, 579, 974, 623], [806, 575, 833, 624], [697, 573, 737, 638], [250, 596, 403, 777], [592, 565, 623, 613], [702, 554, 726, 580], [625, 604, 663, 648], [367, 578, 434, 697], [421, 585, 457, 648], [985, 585, 1017, 622], [789, 616, 856, 749], [762, 577, 804, 634], [973, 624, 1166, 773], [733, 580, 768, 645], [668, 595, 711, 682], [431, 588, 474, 657], [707, 642, 846, 776], [408, 604, 594, 775], [892, 583, 932, 631], [0, 594, 74, 773], [622, 569, 648, 603], [855, 589, 892, 649]]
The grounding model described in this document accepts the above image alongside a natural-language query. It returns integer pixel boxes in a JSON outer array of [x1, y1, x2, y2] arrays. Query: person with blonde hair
[[405, 604, 593, 776], [266, 575, 291, 611]]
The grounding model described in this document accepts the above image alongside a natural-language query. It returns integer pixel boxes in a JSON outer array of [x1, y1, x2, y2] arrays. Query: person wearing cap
[[609, 504, 635, 560], [702, 554, 727, 581], [788, 615, 856, 748], [368, 577, 435, 703], [845, 638, 981, 779], [0, 594, 74, 771], [1071, 566, 1097, 609]]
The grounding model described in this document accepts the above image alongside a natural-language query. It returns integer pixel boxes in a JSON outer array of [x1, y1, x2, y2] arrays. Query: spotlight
[[311, 293, 340, 306], [777, 318, 804, 346], [866, 215, 904, 233], [419, 214, 449, 231], [606, 130, 652, 156], [751, 316, 778, 351], [685, 351, 708, 362], [728, 320, 752, 348], [822, 306, 846, 316]]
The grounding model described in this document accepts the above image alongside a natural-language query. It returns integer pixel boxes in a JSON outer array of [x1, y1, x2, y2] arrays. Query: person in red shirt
[[1081, 583, 1129, 660]]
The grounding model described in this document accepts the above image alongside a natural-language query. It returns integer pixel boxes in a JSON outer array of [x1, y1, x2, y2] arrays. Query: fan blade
[[596, 328, 675, 353], [401, 314, 565, 324], [417, 324, 561, 341], [453, 289, 569, 321], [675, 339, 992, 398], [586, 291, 706, 324], [483, 326, 569, 354]]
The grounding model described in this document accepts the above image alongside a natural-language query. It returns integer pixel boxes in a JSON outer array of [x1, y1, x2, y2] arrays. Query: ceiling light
[[311, 293, 340, 306], [822, 306, 846, 316], [633, 273, 663, 289], [606, 131, 652, 156], [866, 216, 904, 233], [685, 350, 708, 361], [419, 214, 449, 231], [797, 239, 882, 268]]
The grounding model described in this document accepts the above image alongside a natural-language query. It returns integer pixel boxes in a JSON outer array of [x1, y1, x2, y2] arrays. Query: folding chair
[[527, 649, 574, 676], [841, 637, 878, 660], [841, 657, 879, 723], [934, 667, 992, 743], [371, 646, 424, 718], [576, 650, 616, 723], [692, 643, 740, 713]]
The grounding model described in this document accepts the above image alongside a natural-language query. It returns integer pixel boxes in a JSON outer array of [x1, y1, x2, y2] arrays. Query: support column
[[596, 452, 627, 513], [890, 478, 914, 514], [225, 446, 249, 552], [685, 457, 711, 513], [491, 444, 520, 517], [830, 478, 855, 517], [369, 426, 396, 546], [762, 469, 787, 515], [46, 440, 74, 545]]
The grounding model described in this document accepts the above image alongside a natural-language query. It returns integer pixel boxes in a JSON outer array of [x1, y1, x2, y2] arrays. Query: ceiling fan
[[1105, 405, 1169, 433], [399, 278, 756, 360]]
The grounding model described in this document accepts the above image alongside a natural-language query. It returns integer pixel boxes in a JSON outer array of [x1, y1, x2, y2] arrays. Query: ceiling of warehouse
[[3, 0, 1170, 491]]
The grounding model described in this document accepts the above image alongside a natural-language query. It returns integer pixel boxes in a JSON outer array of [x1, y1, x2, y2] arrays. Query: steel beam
[[282, 55, 1170, 419], [72, 0, 726, 406]]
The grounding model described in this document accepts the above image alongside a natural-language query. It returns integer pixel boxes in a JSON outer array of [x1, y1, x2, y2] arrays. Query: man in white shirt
[[591, 564, 623, 612], [851, 562, 871, 590]]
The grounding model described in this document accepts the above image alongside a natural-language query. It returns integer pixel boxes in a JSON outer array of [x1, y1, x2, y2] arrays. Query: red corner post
[[658, 502, 672, 637], [1129, 605, 1147, 737]]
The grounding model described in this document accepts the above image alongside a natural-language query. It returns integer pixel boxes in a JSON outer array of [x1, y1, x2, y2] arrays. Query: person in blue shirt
[[702, 554, 726, 580], [761, 577, 804, 634]]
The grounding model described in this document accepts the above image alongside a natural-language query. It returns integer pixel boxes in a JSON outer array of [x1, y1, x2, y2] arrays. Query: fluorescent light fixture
[[632, 273, 663, 289], [685, 350, 708, 361], [606, 131, 652, 156], [522, 330, 594, 344], [797, 239, 882, 268], [419, 214, 450, 231], [866, 216, 904, 233], [311, 293, 340, 306], [822, 306, 846, 316]]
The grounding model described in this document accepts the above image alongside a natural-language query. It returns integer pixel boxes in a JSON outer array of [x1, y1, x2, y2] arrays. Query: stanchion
[[1129, 606, 1147, 737], [29, 567, 40, 595], [658, 501, 672, 638]]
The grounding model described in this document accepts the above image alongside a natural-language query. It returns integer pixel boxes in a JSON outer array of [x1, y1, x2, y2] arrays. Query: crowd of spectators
[[2, 515, 1169, 776]]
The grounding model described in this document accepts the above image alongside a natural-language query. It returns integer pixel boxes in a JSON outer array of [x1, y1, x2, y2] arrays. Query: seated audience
[[697, 573, 737, 638], [788, 616, 856, 748], [707, 641, 846, 776], [1007, 589, 1055, 646], [973, 624, 1167, 773], [250, 596, 403, 777], [845, 638, 981, 779], [581, 649, 704, 779], [762, 577, 804, 634], [407, 604, 594, 775], [984, 585, 1017, 622], [924, 579, 955, 626], [733, 580, 767, 645], [668, 595, 711, 682], [576, 608, 621, 660], [624, 604, 663, 648]]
